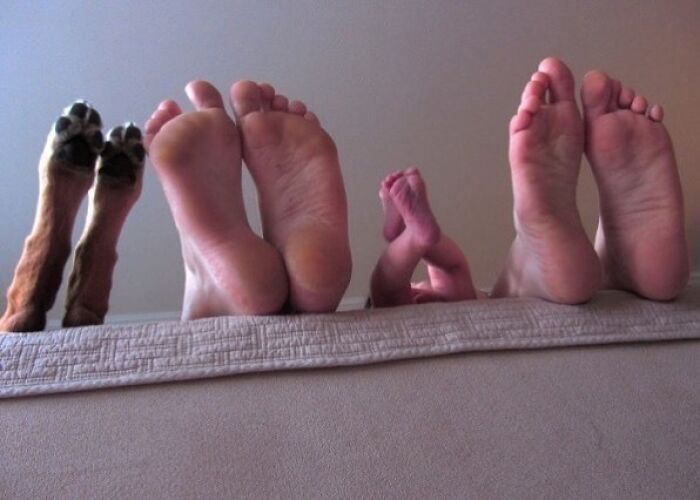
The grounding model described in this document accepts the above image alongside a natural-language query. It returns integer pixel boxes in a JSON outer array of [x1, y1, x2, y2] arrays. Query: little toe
[[538, 57, 576, 102], [230, 80, 263, 119], [186, 80, 225, 110], [509, 110, 532, 135], [304, 111, 320, 125], [581, 70, 613, 120], [271, 94, 289, 112], [289, 100, 307, 116], [649, 104, 664, 122], [631, 95, 648, 114]]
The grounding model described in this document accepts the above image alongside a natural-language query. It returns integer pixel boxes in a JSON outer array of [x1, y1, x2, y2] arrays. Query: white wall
[[1, 0, 699, 321]]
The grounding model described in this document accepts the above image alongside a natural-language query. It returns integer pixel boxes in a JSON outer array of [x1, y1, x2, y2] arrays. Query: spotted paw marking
[[98, 123, 145, 183], [52, 100, 104, 170]]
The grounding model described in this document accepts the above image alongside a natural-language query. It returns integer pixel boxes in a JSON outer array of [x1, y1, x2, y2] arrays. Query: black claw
[[124, 124, 142, 141], [90, 131, 104, 151], [88, 109, 102, 127], [69, 102, 89, 119], [132, 143, 145, 163], [55, 116, 72, 134]]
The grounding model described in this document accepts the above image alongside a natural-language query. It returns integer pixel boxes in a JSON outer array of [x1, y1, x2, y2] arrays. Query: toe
[[144, 101, 181, 147], [538, 57, 576, 102], [259, 83, 275, 110], [618, 86, 635, 109], [649, 104, 664, 122], [230, 80, 263, 119], [518, 95, 540, 115], [304, 111, 320, 126], [289, 100, 307, 116], [185, 80, 225, 110], [530, 71, 550, 86], [631, 95, 648, 114], [581, 70, 613, 120], [521, 80, 547, 103], [272, 94, 289, 112], [510, 110, 532, 135]]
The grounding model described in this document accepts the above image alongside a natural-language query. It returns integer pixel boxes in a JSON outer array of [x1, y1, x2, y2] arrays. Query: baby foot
[[1, 101, 103, 332], [493, 57, 600, 303], [63, 123, 145, 327], [582, 71, 688, 299], [379, 170, 406, 241], [146, 81, 288, 319], [230, 81, 352, 313], [388, 168, 440, 249]]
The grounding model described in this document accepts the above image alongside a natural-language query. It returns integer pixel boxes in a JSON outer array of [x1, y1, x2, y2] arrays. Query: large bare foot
[[1, 102, 103, 332], [63, 124, 145, 327], [230, 81, 351, 313], [146, 81, 288, 319], [582, 71, 688, 300], [492, 57, 601, 304]]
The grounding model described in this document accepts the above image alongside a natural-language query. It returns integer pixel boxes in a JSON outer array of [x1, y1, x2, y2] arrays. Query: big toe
[[538, 57, 576, 102], [581, 70, 613, 120], [230, 80, 263, 119], [186, 80, 225, 110]]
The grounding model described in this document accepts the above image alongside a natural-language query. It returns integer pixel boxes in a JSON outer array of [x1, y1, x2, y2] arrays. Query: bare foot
[[582, 71, 688, 300], [492, 57, 601, 304], [230, 81, 351, 313], [388, 168, 441, 248], [63, 123, 145, 327], [1, 101, 103, 332], [146, 81, 288, 319], [379, 170, 405, 241]]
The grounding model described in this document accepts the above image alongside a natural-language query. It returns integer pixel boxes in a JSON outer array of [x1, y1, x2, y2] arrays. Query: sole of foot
[[494, 57, 601, 304], [380, 170, 406, 241], [388, 168, 441, 249], [1, 101, 103, 332], [582, 70, 688, 300], [146, 81, 288, 318], [230, 80, 352, 313], [63, 123, 146, 327]]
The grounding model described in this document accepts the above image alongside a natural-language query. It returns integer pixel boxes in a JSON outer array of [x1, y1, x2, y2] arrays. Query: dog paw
[[52, 100, 104, 170], [98, 123, 145, 184]]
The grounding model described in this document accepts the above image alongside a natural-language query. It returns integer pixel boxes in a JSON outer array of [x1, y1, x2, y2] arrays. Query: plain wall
[[1, 0, 699, 322]]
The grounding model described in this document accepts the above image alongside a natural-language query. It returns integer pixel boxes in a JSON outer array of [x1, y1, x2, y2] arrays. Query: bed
[[2, 282, 699, 498]]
